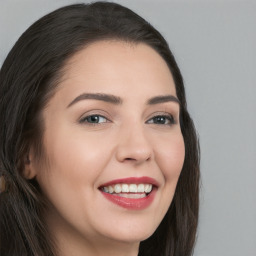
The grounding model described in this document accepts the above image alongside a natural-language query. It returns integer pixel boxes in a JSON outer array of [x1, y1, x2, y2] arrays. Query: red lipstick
[[99, 176, 158, 210]]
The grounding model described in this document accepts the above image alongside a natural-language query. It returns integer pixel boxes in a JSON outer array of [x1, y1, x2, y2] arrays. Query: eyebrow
[[67, 93, 180, 108], [147, 95, 180, 105], [67, 93, 123, 108]]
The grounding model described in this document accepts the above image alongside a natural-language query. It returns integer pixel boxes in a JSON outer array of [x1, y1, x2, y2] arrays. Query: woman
[[0, 2, 200, 256]]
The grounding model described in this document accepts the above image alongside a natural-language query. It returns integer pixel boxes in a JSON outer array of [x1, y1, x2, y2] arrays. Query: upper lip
[[99, 176, 159, 188]]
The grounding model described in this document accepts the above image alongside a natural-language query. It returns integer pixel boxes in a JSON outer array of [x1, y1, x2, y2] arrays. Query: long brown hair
[[0, 2, 200, 255]]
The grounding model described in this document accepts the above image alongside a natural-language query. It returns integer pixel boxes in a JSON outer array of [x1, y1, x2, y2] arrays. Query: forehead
[[56, 40, 177, 102]]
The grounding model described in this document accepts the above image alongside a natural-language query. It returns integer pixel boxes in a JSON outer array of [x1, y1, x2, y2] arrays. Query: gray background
[[0, 0, 255, 255]]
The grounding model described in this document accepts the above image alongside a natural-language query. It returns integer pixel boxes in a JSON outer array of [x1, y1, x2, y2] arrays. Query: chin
[[100, 221, 158, 244]]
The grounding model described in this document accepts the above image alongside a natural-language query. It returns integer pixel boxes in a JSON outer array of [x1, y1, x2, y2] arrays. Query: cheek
[[34, 131, 113, 223], [150, 132, 185, 219], [156, 134, 185, 179], [36, 128, 116, 201]]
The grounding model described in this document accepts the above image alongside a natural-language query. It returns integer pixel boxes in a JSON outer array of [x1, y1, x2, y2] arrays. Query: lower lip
[[101, 188, 156, 210]]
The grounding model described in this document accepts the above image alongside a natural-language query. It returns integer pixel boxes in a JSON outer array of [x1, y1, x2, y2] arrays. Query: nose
[[115, 125, 153, 165]]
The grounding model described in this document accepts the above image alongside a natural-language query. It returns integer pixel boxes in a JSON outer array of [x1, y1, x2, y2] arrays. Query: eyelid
[[146, 112, 177, 125], [78, 110, 112, 124], [146, 111, 176, 120], [80, 115, 108, 124]]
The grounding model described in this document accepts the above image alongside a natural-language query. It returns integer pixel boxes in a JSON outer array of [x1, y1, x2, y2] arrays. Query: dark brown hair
[[0, 2, 200, 255]]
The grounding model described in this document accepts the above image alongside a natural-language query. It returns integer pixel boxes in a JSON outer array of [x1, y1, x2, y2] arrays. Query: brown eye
[[147, 115, 175, 125], [80, 115, 108, 124]]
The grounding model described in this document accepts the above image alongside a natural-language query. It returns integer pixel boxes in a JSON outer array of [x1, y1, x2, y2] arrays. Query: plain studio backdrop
[[0, 0, 255, 255]]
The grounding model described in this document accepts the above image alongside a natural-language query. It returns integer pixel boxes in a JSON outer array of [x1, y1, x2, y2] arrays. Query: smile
[[99, 177, 158, 210], [102, 183, 153, 195]]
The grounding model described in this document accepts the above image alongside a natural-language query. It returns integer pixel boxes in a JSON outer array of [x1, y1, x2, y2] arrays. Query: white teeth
[[114, 184, 122, 193], [137, 184, 144, 192], [102, 183, 153, 194], [129, 184, 137, 193], [144, 184, 152, 193], [118, 193, 146, 199], [121, 184, 129, 193], [108, 186, 114, 193]]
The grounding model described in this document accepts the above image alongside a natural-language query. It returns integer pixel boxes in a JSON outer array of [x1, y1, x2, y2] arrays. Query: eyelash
[[146, 114, 175, 125], [79, 115, 109, 125], [79, 113, 176, 126]]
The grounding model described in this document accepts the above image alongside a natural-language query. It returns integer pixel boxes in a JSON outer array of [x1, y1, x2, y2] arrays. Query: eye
[[79, 115, 108, 124], [146, 115, 175, 125]]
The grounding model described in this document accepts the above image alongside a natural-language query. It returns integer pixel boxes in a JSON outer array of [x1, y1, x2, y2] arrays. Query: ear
[[23, 153, 37, 180]]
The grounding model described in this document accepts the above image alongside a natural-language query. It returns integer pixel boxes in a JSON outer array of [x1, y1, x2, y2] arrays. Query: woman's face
[[30, 41, 185, 248]]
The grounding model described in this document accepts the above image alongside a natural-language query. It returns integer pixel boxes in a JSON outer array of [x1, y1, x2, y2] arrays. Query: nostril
[[122, 156, 151, 164]]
